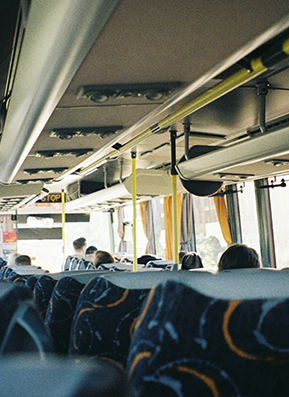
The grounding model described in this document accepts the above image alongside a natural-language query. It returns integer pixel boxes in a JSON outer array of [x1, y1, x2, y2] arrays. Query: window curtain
[[180, 193, 195, 252], [164, 194, 182, 260], [213, 196, 232, 244], [140, 201, 155, 254], [117, 206, 127, 252]]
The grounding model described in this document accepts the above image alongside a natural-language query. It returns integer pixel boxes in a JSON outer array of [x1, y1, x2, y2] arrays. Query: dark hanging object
[[178, 145, 223, 196]]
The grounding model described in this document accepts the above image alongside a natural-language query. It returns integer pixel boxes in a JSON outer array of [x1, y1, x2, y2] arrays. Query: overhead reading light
[[77, 82, 181, 103], [35, 149, 93, 159], [215, 172, 255, 180], [24, 167, 69, 175], [50, 126, 123, 140], [265, 159, 289, 167]]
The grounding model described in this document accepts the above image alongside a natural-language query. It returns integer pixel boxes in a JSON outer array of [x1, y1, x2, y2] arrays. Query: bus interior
[[1, 1, 289, 395]]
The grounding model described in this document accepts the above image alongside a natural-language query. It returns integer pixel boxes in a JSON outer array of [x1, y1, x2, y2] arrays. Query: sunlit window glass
[[238, 181, 260, 254], [192, 195, 226, 268], [269, 175, 289, 269]]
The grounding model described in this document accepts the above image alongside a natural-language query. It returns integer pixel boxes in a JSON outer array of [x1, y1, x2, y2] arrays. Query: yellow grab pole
[[61, 189, 66, 261], [170, 128, 179, 269], [131, 152, 138, 272], [171, 174, 179, 267]]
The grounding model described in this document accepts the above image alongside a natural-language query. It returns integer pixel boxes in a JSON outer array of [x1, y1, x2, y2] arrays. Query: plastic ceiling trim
[[0, 0, 120, 183]]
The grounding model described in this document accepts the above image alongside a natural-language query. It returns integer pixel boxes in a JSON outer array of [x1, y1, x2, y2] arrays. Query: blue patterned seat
[[45, 276, 86, 354], [0, 281, 53, 356], [33, 275, 58, 319], [69, 276, 150, 367], [127, 273, 289, 397]]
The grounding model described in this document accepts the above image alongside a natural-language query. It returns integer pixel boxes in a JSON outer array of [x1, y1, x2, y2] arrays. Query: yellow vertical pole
[[170, 127, 179, 268], [171, 174, 179, 266], [61, 189, 65, 261], [131, 152, 138, 272]]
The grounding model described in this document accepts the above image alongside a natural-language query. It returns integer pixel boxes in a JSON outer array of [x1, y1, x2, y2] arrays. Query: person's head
[[179, 251, 188, 264], [85, 245, 97, 256], [181, 252, 203, 270], [217, 243, 261, 272], [15, 255, 31, 266], [73, 237, 87, 254], [93, 250, 115, 269]]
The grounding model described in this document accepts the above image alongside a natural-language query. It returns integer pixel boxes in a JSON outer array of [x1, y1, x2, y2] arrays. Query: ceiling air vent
[[77, 82, 181, 103]]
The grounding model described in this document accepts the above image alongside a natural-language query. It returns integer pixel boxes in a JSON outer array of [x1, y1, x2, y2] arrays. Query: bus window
[[18, 211, 111, 272], [192, 195, 226, 268], [238, 181, 260, 255], [151, 197, 165, 258], [269, 175, 289, 269], [112, 204, 147, 257]]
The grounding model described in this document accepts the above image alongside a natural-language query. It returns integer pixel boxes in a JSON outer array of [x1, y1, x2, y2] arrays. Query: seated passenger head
[[73, 237, 87, 254], [85, 245, 97, 255], [179, 251, 188, 263], [217, 243, 261, 271], [93, 250, 115, 269], [181, 252, 203, 270], [15, 254, 31, 266]]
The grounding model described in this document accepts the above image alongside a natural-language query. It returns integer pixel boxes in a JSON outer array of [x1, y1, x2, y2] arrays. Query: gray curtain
[[144, 201, 156, 254], [117, 206, 127, 252], [180, 193, 195, 252]]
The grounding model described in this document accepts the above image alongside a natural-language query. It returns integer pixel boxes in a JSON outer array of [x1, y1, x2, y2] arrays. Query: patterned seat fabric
[[33, 275, 57, 319], [7, 272, 30, 284], [69, 277, 149, 367], [25, 275, 39, 291], [1, 267, 13, 281], [45, 276, 85, 354], [127, 279, 289, 397]]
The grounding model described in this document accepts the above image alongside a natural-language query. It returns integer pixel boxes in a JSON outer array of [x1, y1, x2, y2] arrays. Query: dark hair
[[93, 250, 115, 269], [218, 243, 261, 271], [86, 245, 97, 255], [181, 252, 203, 270], [73, 237, 86, 251], [179, 251, 188, 263], [15, 255, 31, 266]]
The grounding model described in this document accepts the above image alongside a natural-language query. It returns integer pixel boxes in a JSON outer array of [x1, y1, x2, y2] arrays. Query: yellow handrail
[[61, 189, 66, 261], [171, 174, 179, 268], [131, 153, 138, 272]]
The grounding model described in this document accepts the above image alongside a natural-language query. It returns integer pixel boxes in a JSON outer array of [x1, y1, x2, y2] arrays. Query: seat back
[[45, 276, 87, 354], [69, 276, 150, 367], [33, 275, 58, 319], [0, 282, 53, 356], [45, 271, 111, 353], [127, 269, 289, 397]]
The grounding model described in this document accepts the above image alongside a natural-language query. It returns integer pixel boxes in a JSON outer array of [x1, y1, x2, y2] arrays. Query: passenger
[[70, 237, 87, 259], [217, 243, 261, 271], [85, 245, 98, 262], [14, 254, 32, 266], [179, 251, 188, 264], [62, 237, 87, 271], [92, 250, 115, 270], [181, 252, 203, 270]]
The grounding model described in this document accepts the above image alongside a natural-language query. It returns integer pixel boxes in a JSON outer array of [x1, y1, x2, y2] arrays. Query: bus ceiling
[[0, 1, 289, 204]]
